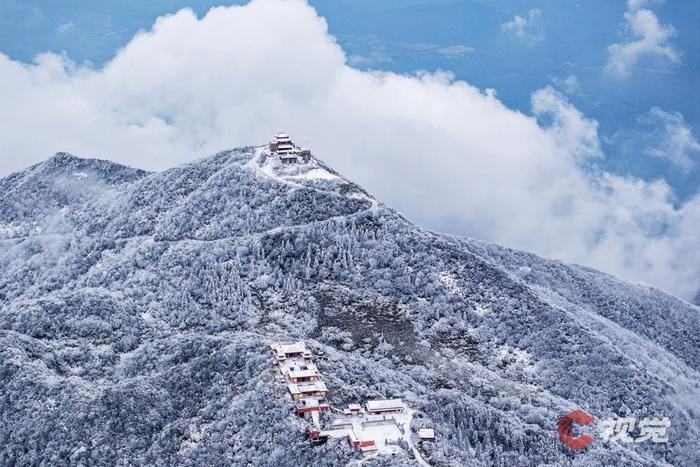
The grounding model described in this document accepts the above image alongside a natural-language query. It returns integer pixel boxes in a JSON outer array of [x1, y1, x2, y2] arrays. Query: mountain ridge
[[1, 147, 698, 466]]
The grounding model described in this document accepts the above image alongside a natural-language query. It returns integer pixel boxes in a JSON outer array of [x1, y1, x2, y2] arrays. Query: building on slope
[[365, 399, 404, 415], [296, 398, 331, 414], [270, 341, 330, 415], [269, 342, 423, 458], [287, 367, 321, 383], [348, 430, 378, 452], [287, 380, 329, 399], [270, 342, 313, 362], [268, 132, 311, 163], [343, 404, 363, 416]]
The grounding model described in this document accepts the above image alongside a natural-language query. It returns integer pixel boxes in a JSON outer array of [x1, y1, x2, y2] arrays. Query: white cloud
[[0, 0, 698, 301], [627, 0, 660, 10], [551, 74, 579, 95], [347, 49, 392, 67], [642, 107, 700, 170], [436, 45, 474, 58], [56, 22, 75, 34], [606, 0, 679, 78], [532, 86, 601, 161], [402, 43, 437, 52], [501, 9, 544, 44]]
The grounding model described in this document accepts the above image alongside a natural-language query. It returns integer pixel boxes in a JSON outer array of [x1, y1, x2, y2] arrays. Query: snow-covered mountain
[[1, 147, 698, 466]]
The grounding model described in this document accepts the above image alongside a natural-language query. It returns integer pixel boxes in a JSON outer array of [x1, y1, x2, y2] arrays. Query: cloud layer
[[436, 45, 474, 58], [0, 0, 698, 301], [642, 108, 700, 170], [606, 0, 679, 78], [501, 9, 544, 44]]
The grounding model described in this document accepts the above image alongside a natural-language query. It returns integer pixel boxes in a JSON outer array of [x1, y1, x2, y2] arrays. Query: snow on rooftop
[[366, 399, 403, 412], [297, 398, 320, 408], [287, 369, 319, 379], [271, 341, 309, 355], [285, 360, 317, 371], [418, 428, 435, 440], [269, 340, 427, 462], [287, 381, 328, 395]]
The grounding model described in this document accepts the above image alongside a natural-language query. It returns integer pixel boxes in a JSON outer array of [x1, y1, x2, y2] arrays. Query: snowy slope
[[0, 147, 698, 466]]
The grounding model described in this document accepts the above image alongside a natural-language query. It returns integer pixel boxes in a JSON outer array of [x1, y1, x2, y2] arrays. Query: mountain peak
[[48, 151, 79, 163], [36, 152, 150, 182], [1, 146, 699, 466]]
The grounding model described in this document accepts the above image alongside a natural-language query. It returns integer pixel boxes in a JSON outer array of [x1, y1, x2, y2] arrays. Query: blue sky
[[0, 0, 699, 301], [1, 0, 698, 200]]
